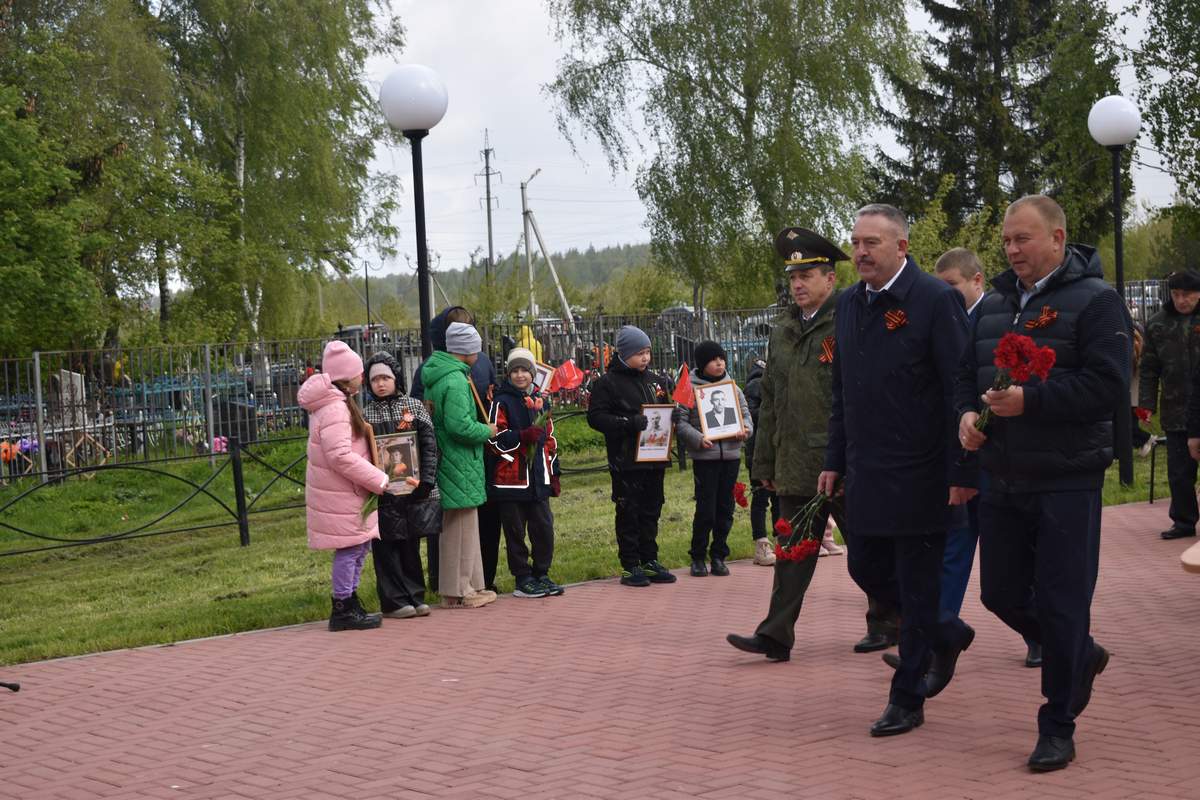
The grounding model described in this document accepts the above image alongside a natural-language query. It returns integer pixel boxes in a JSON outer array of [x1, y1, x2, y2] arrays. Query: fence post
[[229, 435, 251, 546], [32, 351, 47, 483], [203, 344, 215, 470]]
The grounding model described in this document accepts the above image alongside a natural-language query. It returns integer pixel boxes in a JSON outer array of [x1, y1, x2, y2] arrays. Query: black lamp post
[[380, 65, 448, 359], [1088, 94, 1142, 486]]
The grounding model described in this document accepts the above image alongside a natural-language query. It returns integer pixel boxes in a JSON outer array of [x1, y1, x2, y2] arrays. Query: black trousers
[[690, 459, 739, 560], [372, 536, 426, 611], [611, 468, 665, 570], [749, 479, 780, 541], [979, 489, 1101, 738], [754, 494, 825, 649], [1166, 431, 1198, 533], [497, 499, 555, 580], [848, 532, 972, 711], [478, 500, 503, 590], [426, 534, 439, 593]]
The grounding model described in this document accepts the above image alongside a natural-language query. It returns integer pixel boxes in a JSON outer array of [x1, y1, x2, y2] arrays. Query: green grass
[[0, 413, 1163, 666]]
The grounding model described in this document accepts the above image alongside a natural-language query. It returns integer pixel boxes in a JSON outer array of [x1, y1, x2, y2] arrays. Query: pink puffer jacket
[[298, 374, 388, 550]]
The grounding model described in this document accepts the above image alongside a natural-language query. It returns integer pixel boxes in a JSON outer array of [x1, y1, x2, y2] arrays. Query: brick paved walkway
[[2, 501, 1198, 799]]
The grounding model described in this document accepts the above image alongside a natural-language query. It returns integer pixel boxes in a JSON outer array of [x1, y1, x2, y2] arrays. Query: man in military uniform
[[1138, 269, 1200, 540], [726, 227, 896, 662]]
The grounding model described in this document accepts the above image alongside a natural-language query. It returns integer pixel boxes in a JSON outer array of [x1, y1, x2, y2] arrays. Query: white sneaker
[[754, 538, 777, 566], [820, 539, 846, 557], [382, 605, 417, 619]]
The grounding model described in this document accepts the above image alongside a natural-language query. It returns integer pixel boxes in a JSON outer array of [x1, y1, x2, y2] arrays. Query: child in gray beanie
[[586, 325, 677, 587]]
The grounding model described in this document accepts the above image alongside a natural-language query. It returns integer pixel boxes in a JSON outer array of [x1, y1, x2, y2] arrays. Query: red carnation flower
[[732, 482, 749, 508], [774, 518, 793, 537]]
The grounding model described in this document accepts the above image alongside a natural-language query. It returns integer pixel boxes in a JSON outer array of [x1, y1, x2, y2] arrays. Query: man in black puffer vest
[[957, 195, 1131, 773]]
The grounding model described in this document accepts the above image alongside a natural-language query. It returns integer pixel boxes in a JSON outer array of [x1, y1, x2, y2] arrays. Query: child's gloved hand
[[519, 426, 545, 446], [631, 414, 648, 431], [411, 481, 434, 500]]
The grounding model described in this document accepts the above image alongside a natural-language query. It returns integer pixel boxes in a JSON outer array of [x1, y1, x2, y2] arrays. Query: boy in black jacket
[[586, 325, 677, 587], [486, 347, 564, 598]]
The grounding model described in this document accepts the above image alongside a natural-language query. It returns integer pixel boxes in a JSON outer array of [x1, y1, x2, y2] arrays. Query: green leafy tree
[[0, 86, 98, 355], [1135, 0, 1200, 205], [546, 0, 908, 304], [876, 0, 1120, 243]]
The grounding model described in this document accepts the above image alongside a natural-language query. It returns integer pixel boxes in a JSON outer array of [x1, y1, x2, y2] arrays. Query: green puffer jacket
[[1138, 300, 1200, 432], [421, 350, 495, 509], [752, 290, 840, 496]]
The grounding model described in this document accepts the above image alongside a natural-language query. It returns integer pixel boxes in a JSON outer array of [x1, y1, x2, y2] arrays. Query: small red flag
[[549, 359, 584, 392], [672, 363, 695, 408]]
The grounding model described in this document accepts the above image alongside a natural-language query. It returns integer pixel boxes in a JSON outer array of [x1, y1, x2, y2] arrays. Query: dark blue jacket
[[410, 307, 497, 402], [825, 256, 970, 536], [954, 245, 1130, 492], [485, 380, 560, 501]]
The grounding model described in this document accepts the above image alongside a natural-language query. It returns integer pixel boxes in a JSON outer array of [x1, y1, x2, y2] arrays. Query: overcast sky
[[367, 0, 1176, 279]]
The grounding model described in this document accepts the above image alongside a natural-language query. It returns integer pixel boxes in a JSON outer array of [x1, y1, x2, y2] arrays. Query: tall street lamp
[[1088, 94, 1141, 487], [380, 65, 449, 359]]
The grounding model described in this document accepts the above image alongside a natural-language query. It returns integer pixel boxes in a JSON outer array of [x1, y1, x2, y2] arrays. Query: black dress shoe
[[1161, 527, 1196, 540], [869, 704, 924, 737], [923, 625, 975, 698], [1028, 734, 1075, 772], [1070, 643, 1109, 715], [710, 558, 730, 576], [1024, 642, 1043, 668], [854, 632, 897, 653], [690, 559, 708, 577], [881, 652, 901, 670], [726, 633, 790, 662]]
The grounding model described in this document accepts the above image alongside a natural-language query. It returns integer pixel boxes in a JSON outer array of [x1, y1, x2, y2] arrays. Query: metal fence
[[0, 279, 1169, 482]]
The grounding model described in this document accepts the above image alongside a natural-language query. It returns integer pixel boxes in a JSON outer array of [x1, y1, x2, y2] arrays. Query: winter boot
[[329, 596, 382, 631], [348, 591, 383, 623]]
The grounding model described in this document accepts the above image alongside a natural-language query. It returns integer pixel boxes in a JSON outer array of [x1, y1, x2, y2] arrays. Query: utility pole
[[476, 130, 501, 285], [521, 169, 540, 321]]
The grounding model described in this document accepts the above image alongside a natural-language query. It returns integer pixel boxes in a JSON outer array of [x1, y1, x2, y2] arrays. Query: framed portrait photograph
[[533, 361, 555, 393], [695, 379, 744, 441], [635, 404, 675, 463], [377, 431, 420, 495]]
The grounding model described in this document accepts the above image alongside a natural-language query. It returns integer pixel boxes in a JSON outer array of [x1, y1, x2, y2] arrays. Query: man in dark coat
[[1137, 269, 1200, 539], [820, 204, 976, 737], [957, 195, 1130, 772]]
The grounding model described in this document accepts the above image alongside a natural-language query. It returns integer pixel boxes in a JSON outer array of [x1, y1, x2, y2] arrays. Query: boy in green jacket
[[422, 322, 500, 608]]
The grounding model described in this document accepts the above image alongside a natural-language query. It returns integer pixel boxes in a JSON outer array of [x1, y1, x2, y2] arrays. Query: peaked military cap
[[774, 227, 850, 272]]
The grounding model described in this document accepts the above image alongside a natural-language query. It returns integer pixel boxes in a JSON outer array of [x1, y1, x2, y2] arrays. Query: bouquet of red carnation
[[975, 333, 1056, 431], [732, 482, 749, 508], [770, 483, 841, 562]]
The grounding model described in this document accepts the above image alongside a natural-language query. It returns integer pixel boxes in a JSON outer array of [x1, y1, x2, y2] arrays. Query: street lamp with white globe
[[1087, 94, 1141, 300], [1088, 94, 1140, 487], [380, 65, 448, 359]]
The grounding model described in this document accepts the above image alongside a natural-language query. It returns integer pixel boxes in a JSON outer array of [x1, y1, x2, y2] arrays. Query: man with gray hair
[[819, 203, 977, 737]]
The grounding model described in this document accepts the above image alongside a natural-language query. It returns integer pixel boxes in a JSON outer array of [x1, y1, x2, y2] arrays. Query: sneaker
[[414, 603, 432, 617], [463, 590, 496, 608], [514, 576, 549, 598], [620, 567, 651, 587], [754, 538, 777, 566], [820, 540, 846, 557], [382, 605, 417, 619], [641, 560, 678, 583], [538, 575, 565, 596]]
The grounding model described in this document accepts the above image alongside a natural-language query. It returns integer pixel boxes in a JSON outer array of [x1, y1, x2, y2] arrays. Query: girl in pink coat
[[298, 340, 390, 631]]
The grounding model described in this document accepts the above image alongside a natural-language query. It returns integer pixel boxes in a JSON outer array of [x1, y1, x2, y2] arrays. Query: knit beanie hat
[[1168, 269, 1200, 292], [694, 340, 728, 374], [506, 347, 536, 375], [368, 361, 396, 382], [445, 322, 482, 355], [616, 325, 651, 360], [321, 340, 363, 382]]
